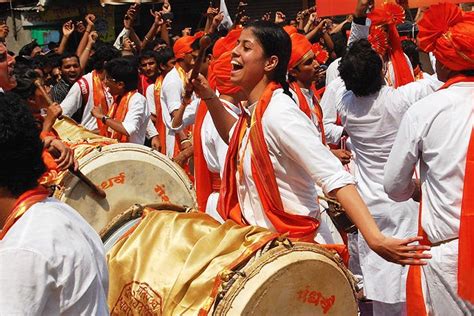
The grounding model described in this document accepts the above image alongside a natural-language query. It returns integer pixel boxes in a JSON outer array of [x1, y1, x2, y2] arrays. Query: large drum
[[103, 204, 358, 316], [55, 143, 196, 233]]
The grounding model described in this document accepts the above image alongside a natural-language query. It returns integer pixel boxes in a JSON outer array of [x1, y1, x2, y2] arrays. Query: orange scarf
[[153, 75, 167, 155], [107, 90, 137, 143], [0, 187, 50, 240], [407, 75, 474, 315], [218, 83, 320, 241], [92, 71, 109, 136], [291, 82, 326, 145]]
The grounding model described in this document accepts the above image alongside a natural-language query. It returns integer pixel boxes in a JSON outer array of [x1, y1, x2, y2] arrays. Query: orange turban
[[283, 25, 298, 36], [213, 28, 242, 59], [173, 36, 195, 59], [368, 26, 389, 57], [368, 2, 414, 87], [312, 43, 329, 65], [212, 51, 241, 96], [418, 3, 474, 72], [288, 33, 313, 70]]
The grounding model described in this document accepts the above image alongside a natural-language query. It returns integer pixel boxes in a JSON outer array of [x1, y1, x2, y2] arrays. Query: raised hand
[[275, 11, 286, 24], [0, 23, 9, 40], [162, 0, 171, 14], [75, 21, 86, 33], [85, 14, 96, 27], [89, 30, 99, 44], [62, 20, 75, 37], [150, 10, 164, 26]]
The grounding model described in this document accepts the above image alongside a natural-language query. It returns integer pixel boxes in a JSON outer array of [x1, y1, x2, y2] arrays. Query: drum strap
[[71, 77, 90, 124]]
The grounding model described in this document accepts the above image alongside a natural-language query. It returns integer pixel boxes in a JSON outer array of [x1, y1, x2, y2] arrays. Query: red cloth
[[217, 82, 320, 241], [312, 43, 329, 65], [368, 26, 389, 57], [418, 3, 474, 72], [369, 2, 415, 87], [288, 33, 313, 70]]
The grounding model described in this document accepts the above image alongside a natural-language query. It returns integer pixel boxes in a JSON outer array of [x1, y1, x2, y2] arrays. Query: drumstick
[[183, 35, 212, 100], [34, 79, 107, 199], [33, 79, 63, 120]]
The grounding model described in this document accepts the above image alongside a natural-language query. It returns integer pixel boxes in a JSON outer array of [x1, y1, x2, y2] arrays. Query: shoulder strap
[[71, 77, 90, 123]]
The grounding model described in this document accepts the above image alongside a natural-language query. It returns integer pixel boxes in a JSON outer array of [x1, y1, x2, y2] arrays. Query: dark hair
[[48, 41, 59, 50], [89, 44, 121, 71], [59, 52, 80, 67], [402, 40, 421, 69], [19, 40, 40, 57], [332, 32, 348, 59], [0, 93, 46, 196], [104, 58, 138, 92], [339, 39, 383, 97], [139, 50, 158, 64], [31, 55, 53, 72], [12, 66, 39, 100], [245, 20, 293, 98], [156, 47, 174, 66]]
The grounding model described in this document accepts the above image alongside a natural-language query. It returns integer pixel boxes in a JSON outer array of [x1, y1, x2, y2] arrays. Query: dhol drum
[[103, 204, 358, 316], [55, 143, 196, 233]]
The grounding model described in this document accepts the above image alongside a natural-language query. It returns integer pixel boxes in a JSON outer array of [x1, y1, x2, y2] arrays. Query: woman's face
[[231, 28, 268, 93]]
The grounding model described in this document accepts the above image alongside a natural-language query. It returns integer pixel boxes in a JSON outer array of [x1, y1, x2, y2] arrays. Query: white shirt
[[120, 92, 149, 145], [320, 77, 346, 145], [60, 72, 114, 130], [234, 89, 354, 230], [0, 198, 109, 315], [336, 75, 442, 303], [385, 82, 474, 243], [202, 99, 240, 222], [291, 87, 325, 140], [157, 67, 198, 157]]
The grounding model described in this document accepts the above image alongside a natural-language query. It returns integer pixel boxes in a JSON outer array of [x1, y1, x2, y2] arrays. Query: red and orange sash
[[407, 75, 474, 315], [107, 90, 137, 143], [92, 71, 110, 136], [218, 83, 320, 242], [0, 187, 50, 240], [291, 82, 327, 145], [153, 75, 167, 155]]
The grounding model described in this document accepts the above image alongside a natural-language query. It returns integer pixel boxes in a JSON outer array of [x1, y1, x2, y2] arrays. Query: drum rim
[[214, 242, 358, 315], [100, 203, 189, 243]]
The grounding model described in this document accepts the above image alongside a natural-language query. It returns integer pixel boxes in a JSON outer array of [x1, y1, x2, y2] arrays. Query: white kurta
[[0, 198, 109, 315], [384, 83, 474, 314], [120, 92, 150, 145], [158, 67, 198, 157], [61, 72, 114, 131], [202, 99, 240, 223], [233, 89, 354, 231], [336, 76, 442, 304]]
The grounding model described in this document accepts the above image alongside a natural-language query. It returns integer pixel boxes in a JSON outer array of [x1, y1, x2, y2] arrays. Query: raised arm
[[76, 14, 95, 57], [58, 20, 74, 55], [79, 31, 98, 73]]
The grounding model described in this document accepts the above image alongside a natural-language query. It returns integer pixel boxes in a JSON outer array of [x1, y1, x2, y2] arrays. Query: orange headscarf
[[213, 51, 241, 96], [288, 33, 313, 70], [417, 3, 474, 72], [212, 28, 242, 59], [368, 2, 414, 87], [312, 43, 329, 65], [173, 35, 196, 60]]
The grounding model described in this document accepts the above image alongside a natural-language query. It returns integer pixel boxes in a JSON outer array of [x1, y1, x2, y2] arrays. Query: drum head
[[57, 143, 196, 233], [215, 243, 358, 316]]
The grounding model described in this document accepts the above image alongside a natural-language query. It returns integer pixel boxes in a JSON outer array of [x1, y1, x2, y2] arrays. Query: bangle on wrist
[[144, 35, 150, 41], [180, 139, 191, 145], [101, 115, 110, 124], [202, 95, 217, 101]]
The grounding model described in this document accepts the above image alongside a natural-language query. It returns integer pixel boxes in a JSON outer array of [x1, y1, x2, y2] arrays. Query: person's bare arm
[[79, 31, 98, 73], [76, 14, 95, 56], [58, 20, 74, 55]]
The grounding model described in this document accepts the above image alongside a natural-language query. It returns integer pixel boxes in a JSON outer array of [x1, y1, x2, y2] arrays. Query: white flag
[[219, 0, 233, 30]]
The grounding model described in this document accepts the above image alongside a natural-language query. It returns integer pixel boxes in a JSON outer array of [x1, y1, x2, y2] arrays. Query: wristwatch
[[101, 115, 110, 124]]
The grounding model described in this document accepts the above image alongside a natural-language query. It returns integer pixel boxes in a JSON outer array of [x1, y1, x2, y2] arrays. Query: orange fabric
[[368, 26, 389, 57], [173, 36, 196, 60], [213, 51, 241, 96], [417, 3, 474, 72], [153, 75, 167, 155], [212, 28, 242, 59], [369, 2, 415, 87], [218, 82, 320, 241], [0, 187, 49, 240], [288, 33, 313, 70], [312, 43, 329, 65], [290, 82, 326, 145], [107, 90, 136, 143], [414, 65, 424, 80], [283, 25, 298, 35], [92, 71, 109, 136]]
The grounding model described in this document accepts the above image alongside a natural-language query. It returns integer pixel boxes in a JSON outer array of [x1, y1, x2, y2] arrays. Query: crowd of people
[[0, 0, 473, 314]]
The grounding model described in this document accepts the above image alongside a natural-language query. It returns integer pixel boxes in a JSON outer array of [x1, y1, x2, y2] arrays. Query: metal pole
[[9, 0, 17, 41]]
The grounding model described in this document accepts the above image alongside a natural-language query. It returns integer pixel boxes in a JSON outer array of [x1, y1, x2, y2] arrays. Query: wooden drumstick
[[34, 79, 107, 199], [183, 35, 212, 100], [33, 79, 63, 119]]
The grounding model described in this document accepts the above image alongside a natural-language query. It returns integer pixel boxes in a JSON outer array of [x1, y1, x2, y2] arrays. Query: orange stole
[[107, 90, 136, 143], [406, 75, 474, 315], [92, 71, 109, 136], [0, 187, 49, 240], [194, 100, 219, 212], [153, 76, 167, 155], [218, 83, 320, 241], [291, 82, 327, 145]]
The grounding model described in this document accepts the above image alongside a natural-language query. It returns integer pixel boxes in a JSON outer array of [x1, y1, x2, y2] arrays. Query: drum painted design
[[56, 143, 196, 233]]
